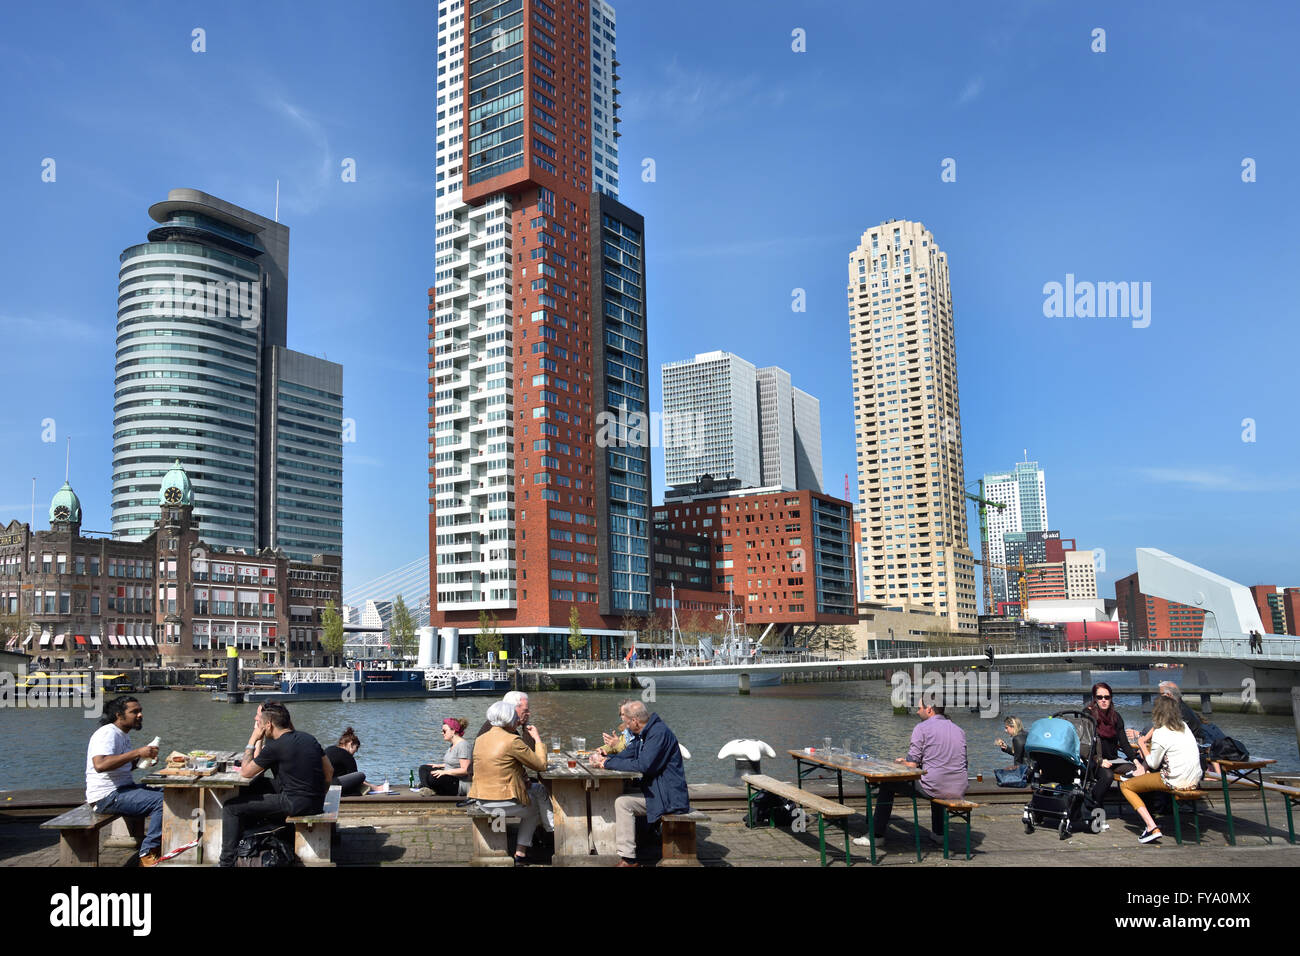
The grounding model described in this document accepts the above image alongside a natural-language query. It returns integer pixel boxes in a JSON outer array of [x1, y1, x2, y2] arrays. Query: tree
[[620, 611, 638, 653], [475, 610, 503, 663], [320, 600, 344, 666], [808, 625, 856, 659], [567, 606, 588, 659], [389, 594, 417, 662]]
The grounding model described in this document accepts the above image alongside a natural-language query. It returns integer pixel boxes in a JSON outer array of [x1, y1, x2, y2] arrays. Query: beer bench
[[465, 806, 522, 866], [286, 785, 340, 866], [929, 797, 979, 859], [42, 804, 124, 867], [659, 810, 710, 866], [742, 773, 853, 867]]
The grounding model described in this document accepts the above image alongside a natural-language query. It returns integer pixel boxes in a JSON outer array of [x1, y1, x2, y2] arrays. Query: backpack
[[1209, 736, 1250, 763], [747, 790, 796, 828], [235, 822, 295, 868]]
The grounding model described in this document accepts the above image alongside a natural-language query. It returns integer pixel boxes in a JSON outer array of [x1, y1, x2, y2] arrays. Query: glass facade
[[466, 0, 526, 185]]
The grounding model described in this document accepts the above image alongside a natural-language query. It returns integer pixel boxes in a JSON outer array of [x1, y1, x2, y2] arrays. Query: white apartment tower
[[662, 351, 761, 490], [848, 220, 978, 632], [983, 459, 1049, 607]]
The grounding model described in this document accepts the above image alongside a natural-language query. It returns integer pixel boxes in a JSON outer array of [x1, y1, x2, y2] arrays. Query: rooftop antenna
[[65, 437, 71, 482], [30, 477, 35, 529], [274, 179, 280, 223]]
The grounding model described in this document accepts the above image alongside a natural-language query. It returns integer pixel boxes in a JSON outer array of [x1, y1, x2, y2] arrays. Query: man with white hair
[[1157, 681, 1203, 740], [588, 700, 690, 867]]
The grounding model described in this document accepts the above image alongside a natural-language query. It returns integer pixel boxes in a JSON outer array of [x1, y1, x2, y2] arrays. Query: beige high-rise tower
[[848, 220, 977, 633]]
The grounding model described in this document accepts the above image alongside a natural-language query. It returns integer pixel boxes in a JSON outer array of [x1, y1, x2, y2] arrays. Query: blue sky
[[1, 1, 1297, 605]]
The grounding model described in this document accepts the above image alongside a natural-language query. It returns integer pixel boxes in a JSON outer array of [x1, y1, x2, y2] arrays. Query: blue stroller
[[1021, 710, 1106, 839]]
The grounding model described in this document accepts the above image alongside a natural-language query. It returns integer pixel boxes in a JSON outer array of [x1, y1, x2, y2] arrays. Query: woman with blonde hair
[[1120, 695, 1203, 844]]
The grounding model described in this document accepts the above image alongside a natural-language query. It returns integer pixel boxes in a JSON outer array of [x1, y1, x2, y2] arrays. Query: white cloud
[[956, 76, 984, 106], [1136, 467, 1300, 493]]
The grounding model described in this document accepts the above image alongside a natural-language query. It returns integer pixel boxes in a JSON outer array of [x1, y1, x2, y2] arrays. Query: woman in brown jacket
[[468, 699, 548, 864]]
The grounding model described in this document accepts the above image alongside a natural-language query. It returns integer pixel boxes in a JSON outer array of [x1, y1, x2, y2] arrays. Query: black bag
[[1198, 721, 1227, 747], [1209, 736, 1250, 763], [236, 822, 295, 868], [748, 790, 796, 828]]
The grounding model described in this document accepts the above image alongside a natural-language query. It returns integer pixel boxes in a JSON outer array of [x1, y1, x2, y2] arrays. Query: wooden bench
[[41, 804, 122, 867], [1167, 789, 1207, 845], [659, 810, 710, 867], [930, 797, 979, 860], [742, 774, 853, 867], [465, 807, 522, 866], [286, 785, 340, 866], [1273, 777, 1300, 844]]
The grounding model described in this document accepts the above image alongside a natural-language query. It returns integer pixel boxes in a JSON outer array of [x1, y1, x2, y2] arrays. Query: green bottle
[[409, 768, 415, 789]]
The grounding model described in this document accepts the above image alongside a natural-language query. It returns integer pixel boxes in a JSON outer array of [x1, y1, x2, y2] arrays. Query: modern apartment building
[[651, 487, 856, 637], [428, 0, 640, 659], [112, 189, 343, 561], [1248, 584, 1300, 635], [662, 352, 823, 494], [848, 220, 977, 632], [1114, 572, 1206, 643], [983, 459, 1049, 608]]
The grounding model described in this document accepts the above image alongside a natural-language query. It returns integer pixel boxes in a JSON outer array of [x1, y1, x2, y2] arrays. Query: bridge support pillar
[[1200, 692, 1213, 715], [738, 673, 751, 696], [1292, 687, 1300, 755]]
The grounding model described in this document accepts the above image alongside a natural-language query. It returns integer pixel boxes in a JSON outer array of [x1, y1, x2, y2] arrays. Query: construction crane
[[965, 479, 1007, 615], [975, 556, 1047, 621]]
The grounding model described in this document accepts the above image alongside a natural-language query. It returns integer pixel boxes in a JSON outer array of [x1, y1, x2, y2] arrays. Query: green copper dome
[[48, 481, 82, 525], [158, 460, 194, 506]]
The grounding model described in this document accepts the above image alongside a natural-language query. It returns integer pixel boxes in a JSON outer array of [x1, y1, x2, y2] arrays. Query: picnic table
[[141, 750, 248, 865], [789, 749, 924, 865], [539, 752, 639, 865], [1213, 758, 1278, 845]]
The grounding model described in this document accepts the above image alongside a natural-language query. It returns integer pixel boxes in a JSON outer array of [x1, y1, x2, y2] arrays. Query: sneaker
[[1139, 827, 1162, 844], [138, 851, 161, 868], [851, 835, 875, 847]]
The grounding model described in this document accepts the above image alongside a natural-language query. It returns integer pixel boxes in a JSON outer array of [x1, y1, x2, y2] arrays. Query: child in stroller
[[1021, 710, 1108, 839]]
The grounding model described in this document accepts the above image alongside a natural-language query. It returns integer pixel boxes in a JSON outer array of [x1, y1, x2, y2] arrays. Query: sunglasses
[[1094, 694, 1111, 700]]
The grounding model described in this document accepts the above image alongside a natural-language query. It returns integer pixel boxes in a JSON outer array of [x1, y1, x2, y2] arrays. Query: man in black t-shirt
[[218, 702, 331, 867]]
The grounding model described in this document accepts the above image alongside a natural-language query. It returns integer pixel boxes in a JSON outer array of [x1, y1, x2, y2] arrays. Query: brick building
[[652, 487, 856, 641], [1114, 572, 1205, 643], [1248, 585, 1300, 635], [0, 463, 340, 668]]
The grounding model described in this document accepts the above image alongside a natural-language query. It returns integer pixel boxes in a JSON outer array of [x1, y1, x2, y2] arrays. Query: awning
[[39, 636, 50, 646], [142, 635, 155, 646], [22, 636, 33, 647], [4, 637, 15, 650], [74, 635, 87, 646], [54, 636, 65, 647], [90, 635, 102, 646], [127, 636, 139, 646], [106, 635, 118, 646]]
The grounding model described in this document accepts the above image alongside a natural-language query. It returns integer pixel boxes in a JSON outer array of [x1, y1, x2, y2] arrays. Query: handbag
[[995, 764, 1031, 788], [1209, 736, 1250, 763]]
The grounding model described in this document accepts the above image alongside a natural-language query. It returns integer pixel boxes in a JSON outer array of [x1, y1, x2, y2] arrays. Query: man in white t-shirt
[[86, 696, 164, 866]]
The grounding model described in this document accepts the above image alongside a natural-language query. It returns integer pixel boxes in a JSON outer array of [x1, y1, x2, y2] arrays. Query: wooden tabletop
[[1217, 758, 1277, 771], [142, 770, 252, 788], [789, 749, 923, 782], [539, 752, 639, 780]]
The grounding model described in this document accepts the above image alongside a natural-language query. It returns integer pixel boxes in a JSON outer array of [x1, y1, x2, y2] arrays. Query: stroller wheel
[[1058, 818, 1071, 840]]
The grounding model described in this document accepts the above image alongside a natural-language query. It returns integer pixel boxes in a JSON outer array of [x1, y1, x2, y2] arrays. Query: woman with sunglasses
[[1085, 681, 1144, 805]]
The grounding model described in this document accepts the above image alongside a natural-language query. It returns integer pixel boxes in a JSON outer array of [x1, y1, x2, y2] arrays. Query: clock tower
[[48, 481, 82, 534]]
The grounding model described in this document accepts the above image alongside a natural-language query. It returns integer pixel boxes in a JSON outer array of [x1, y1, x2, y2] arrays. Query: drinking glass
[[571, 736, 582, 753], [574, 736, 587, 753], [822, 736, 833, 755], [551, 737, 561, 754], [843, 738, 853, 756]]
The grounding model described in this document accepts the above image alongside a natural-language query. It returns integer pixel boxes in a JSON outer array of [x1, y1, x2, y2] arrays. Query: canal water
[[3, 668, 1297, 791]]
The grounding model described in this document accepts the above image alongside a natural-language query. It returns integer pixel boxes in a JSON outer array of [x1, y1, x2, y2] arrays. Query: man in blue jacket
[[588, 699, 689, 867]]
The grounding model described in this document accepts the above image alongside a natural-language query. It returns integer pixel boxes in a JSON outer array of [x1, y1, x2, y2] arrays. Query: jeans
[[335, 771, 367, 797], [474, 799, 540, 849], [615, 794, 648, 860], [218, 784, 295, 867], [95, 784, 163, 855], [872, 781, 945, 837], [418, 764, 462, 796]]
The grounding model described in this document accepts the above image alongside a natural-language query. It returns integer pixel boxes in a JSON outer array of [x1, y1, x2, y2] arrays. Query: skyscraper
[[428, 0, 642, 657], [661, 352, 824, 494], [983, 459, 1049, 608], [112, 188, 343, 562], [848, 220, 977, 632]]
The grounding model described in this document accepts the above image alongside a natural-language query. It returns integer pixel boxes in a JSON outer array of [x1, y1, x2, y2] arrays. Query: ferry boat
[[97, 673, 135, 693], [238, 666, 509, 702]]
